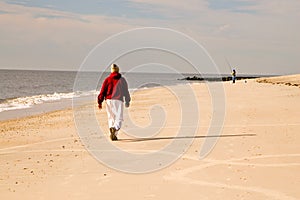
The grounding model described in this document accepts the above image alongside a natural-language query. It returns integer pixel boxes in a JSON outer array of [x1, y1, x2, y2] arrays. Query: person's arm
[[122, 78, 131, 107], [98, 79, 108, 109]]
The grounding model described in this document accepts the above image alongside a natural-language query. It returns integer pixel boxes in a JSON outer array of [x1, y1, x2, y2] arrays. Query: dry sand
[[0, 75, 300, 200], [257, 74, 300, 87]]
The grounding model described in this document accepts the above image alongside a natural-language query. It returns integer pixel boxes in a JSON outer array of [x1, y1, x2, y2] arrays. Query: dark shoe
[[109, 127, 118, 141]]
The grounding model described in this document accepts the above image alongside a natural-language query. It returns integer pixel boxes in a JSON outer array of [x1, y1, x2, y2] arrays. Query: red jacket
[[98, 72, 131, 104]]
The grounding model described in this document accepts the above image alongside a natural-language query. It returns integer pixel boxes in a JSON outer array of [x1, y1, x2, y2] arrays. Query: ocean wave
[[0, 90, 97, 113]]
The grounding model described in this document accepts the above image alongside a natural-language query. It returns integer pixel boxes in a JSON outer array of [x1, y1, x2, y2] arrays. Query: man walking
[[98, 64, 131, 141]]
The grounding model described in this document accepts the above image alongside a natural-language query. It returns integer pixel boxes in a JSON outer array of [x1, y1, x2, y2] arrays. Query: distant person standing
[[98, 64, 131, 141], [232, 69, 237, 84]]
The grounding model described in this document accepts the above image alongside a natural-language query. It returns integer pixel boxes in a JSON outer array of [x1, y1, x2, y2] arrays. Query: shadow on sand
[[118, 133, 256, 142]]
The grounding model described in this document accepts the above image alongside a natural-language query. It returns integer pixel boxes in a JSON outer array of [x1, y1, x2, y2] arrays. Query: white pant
[[105, 99, 124, 134]]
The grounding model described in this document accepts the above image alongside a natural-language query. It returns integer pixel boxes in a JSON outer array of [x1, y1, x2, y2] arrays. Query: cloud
[[0, 1, 134, 69], [0, 0, 299, 74], [249, 0, 300, 16], [219, 24, 230, 31], [4, 0, 169, 19], [130, 0, 208, 11], [207, 0, 257, 13]]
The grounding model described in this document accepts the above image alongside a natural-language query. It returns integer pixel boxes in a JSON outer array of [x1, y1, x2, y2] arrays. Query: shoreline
[[0, 71, 277, 121], [1, 73, 299, 124], [0, 74, 284, 122], [0, 81, 202, 122]]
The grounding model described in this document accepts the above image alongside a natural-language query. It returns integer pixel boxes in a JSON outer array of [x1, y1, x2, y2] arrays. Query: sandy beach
[[1, 75, 300, 200]]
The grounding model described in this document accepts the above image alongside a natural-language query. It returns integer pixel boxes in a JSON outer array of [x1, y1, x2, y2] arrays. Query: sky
[[0, 0, 299, 75]]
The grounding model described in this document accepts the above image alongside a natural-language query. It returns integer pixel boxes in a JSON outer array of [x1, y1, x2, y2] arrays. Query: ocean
[[0, 70, 188, 120], [0, 69, 266, 121]]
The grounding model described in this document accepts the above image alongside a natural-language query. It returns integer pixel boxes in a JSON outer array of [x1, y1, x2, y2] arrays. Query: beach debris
[[179, 75, 260, 82]]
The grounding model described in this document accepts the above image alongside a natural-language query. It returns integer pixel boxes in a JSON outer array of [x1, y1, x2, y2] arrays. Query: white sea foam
[[0, 90, 97, 113]]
